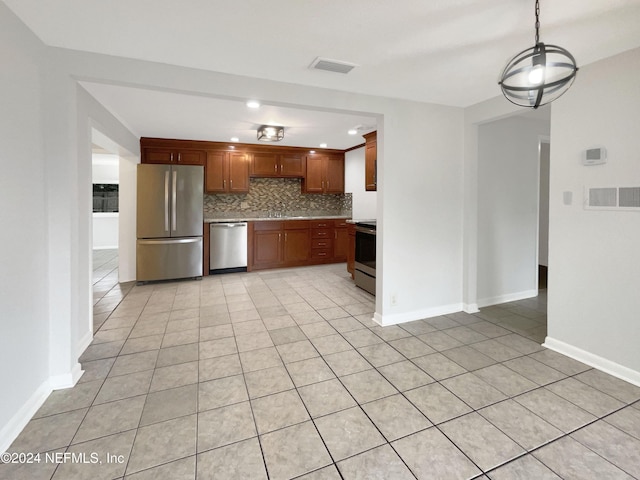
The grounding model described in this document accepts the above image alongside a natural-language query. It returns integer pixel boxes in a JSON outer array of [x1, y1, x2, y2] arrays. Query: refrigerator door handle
[[172, 170, 177, 232], [164, 170, 170, 233], [138, 238, 201, 245]]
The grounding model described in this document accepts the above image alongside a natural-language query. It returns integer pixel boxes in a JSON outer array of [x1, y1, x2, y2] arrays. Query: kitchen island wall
[[204, 177, 352, 216]]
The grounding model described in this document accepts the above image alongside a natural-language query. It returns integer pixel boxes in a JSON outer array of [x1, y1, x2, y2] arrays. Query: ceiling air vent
[[309, 57, 358, 74]]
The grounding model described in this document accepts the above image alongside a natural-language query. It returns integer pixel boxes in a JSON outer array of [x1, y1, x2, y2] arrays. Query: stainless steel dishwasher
[[209, 222, 248, 271]]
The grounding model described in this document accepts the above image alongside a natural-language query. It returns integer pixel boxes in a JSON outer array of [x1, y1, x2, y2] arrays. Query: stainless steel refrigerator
[[136, 164, 203, 282]]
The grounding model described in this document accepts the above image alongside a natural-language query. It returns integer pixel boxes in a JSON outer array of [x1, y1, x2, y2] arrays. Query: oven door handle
[[355, 226, 377, 235]]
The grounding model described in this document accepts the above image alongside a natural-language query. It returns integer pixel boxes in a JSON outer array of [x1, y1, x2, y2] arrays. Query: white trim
[[477, 289, 538, 308], [373, 303, 464, 326], [77, 330, 93, 358], [543, 336, 640, 388], [0, 379, 52, 453], [49, 363, 84, 390], [463, 303, 480, 313], [91, 245, 118, 250]]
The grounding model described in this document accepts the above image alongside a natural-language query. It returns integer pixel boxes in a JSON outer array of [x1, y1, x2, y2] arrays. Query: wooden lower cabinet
[[347, 223, 355, 277], [248, 218, 350, 271], [334, 221, 349, 261], [284, 223, 310, 263]]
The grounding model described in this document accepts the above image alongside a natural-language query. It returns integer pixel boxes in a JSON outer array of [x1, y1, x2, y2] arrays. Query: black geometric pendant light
[[499, 0, 578, 109]]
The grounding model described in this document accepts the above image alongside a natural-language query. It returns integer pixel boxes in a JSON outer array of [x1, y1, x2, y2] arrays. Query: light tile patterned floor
[[3, 262, 640, 479]]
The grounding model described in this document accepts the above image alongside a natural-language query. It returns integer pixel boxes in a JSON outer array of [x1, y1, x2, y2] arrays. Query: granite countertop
[[205, 211, 351, 223]]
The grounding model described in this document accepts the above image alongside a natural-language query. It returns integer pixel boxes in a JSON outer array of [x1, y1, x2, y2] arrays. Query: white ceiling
[[80, 82, 377, 150], [5, 0, 639, 147]]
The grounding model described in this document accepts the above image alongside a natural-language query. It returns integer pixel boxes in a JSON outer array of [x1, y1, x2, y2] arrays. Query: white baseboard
[[0, 380, 52, 453], [463, 303, 480, 314], [477, 289, 538, 308], [77, 329, 93, 358], [49, 363, 84, 390], [543, 336, 640, 388], [373, 303, 464, 327]]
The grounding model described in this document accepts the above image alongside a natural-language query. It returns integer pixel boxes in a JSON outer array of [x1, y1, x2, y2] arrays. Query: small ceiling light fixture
[[319, 143, 328, 148], [246, 100, 261, 109], [499, 0, 578, 109], [257, 125, 284, 142], [347, 129, 358, 135], [230, 137, 239, 142]]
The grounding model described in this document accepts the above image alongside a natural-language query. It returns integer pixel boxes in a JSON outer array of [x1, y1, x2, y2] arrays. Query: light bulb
[[528, 64, 544, 85], [348, 129, 357, 135], [246, 100, 260, 109]]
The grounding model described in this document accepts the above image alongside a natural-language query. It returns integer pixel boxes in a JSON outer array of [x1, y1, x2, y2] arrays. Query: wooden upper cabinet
[[142, 144, 205, 165], [325, 155, 345, 193], [250, 151, 305, 177], [205, 151, 249, 194], [280, 154, 305, 177], [303, 153, 345, 194], [251, 152, 279, 177], [304, 155, 326, 193], [228, 152, 250, 193], [363, 131, 377, 191], [205, 152, 226, 193]]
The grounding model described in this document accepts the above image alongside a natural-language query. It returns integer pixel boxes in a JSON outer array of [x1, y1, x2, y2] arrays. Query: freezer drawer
[[137, 237, 203, 282], [209, 222, 248, 270]]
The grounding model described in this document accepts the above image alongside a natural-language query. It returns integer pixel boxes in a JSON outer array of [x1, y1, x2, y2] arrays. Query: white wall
[[345, 146, 377, 219], [477, 116, 550, 306], [547, 47, 640, 383], [0, 2, 50, 452]]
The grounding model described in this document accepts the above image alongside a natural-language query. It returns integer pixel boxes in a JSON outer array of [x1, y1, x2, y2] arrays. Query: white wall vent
[[309, 57, 358, 74], [585, 186, 640, 211]]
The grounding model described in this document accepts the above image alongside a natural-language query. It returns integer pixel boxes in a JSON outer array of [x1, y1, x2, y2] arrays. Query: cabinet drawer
[[311, 239, 332, 249], [311, 248, 332, 259], [310, 220, 331, 229], [311, 229, 331, 239], [253, 221, 283, 231], [284, 220, 309, 230], [334, 220, 349, 228]]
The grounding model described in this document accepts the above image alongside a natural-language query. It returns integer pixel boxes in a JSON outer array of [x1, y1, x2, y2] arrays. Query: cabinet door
[[304, 155, 325, 193], [228, 152, 250, 193], [143, 148, 174, 164], [347, 224, 355, 275], [325, 155, 345, 193], [334, 227, 348, 261], [280, 154, 305, 177], [365, 141, 377, 191], [253, 230, 282, 266], [176, 150, 205, 165], [205, 152, 226, 193], [283, 228, 310, 263], [251, 152, 279, 177]]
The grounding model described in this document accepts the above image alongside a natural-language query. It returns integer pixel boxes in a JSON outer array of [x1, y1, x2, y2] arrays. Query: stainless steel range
[[354, 220, 376, 295]]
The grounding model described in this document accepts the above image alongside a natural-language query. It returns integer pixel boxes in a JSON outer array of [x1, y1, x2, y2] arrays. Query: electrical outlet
[[391, 293, 397, 306]]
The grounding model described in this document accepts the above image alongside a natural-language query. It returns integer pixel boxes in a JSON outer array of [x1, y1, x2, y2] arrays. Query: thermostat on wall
[[582, 147, 607, 166]]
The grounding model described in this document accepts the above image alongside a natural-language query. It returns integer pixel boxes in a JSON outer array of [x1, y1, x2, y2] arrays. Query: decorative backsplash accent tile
[[204, 178, 352, 216]]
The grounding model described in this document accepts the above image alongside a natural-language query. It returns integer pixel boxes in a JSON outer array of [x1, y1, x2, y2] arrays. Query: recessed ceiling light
[[246, 100, 261, 109], [348, 129, 358, 135], [319, 143, 327, 148], [230, 137, 239, 142]]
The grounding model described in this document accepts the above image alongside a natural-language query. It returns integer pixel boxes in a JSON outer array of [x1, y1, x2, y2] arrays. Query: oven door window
[[355, 230, 376, 270]]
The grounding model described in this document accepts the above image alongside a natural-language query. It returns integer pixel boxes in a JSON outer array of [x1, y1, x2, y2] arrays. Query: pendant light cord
[[535, 0, 540, 45]]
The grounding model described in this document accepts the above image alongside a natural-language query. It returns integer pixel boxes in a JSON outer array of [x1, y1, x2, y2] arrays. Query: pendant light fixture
[[499, 0, 578, 109]]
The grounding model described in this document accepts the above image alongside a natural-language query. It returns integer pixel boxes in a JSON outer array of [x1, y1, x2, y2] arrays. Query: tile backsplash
[[204, 178, 352, 216]]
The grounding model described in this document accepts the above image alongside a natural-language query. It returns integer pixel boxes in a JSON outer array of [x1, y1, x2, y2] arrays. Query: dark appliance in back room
[[354, 220, 376, 295]]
